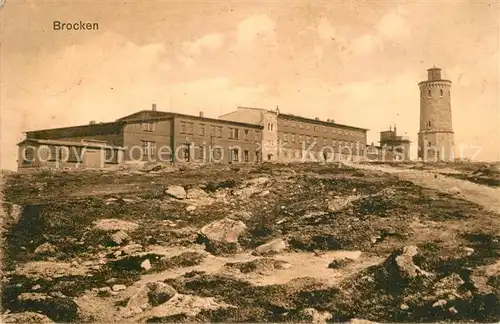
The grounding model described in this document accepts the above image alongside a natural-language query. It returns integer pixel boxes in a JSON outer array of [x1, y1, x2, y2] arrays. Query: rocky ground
[[0, 161, 499, 323]]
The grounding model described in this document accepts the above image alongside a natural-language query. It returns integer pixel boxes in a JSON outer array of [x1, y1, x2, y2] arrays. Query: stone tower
[[418, 67, 454, 161]]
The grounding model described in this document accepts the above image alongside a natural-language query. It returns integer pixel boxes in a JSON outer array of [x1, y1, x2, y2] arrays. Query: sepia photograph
[[0, 0, 499, 323]]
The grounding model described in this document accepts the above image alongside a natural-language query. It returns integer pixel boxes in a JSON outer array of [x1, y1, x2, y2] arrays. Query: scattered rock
[[228, 210, 252, 220], [34, 242, 57, 255], [110, 230, 130, 245], [254, 238, 288, 255], [141, 259, 152, 271], [165, 185, 186, 199], [327, 195, 358, 212], [126, 282, 177, 311], [31, 284, 42, 291], [112, 284, 127, 292], [200, 218, 247, 244], [328, 257, 354, 269], [299, 307, 333, 324], [138, 294, 233, 320], [394, 245, 432, 279], [121, 244, 143, 255], [186, 205, 197, 212], [432, 299, 447, 308], [246, 177, 270, 186], [259, 190, 271, 197], [146, 282, 177, 307], [186, 188, 209, 199], [93, 219, 139, 232]]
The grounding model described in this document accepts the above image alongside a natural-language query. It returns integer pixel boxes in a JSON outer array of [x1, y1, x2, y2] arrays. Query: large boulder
[[165, 185, 187, 199], [126, 282, 177, 312], [394, 245, 432, 279], [199, 218, 247, 255]]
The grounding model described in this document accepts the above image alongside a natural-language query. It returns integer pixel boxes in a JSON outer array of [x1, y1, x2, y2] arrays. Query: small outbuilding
[[17, 138, 124, 171]]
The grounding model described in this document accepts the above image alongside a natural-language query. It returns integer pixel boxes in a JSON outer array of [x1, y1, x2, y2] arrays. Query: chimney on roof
[[315, 117, 320, 120], [199, 111, 204, 118], [152, 103, 157, 111], [89, 120, 96, 125]]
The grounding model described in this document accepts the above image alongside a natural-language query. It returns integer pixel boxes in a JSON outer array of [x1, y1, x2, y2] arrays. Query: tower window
[[428, 121, 431, 128], [440, 89, 443, 97], [428, 89, 431, 97]]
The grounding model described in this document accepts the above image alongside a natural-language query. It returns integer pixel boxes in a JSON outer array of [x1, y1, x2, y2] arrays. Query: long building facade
[[219, 106, 368, 162], [17, 104, 369, 170]]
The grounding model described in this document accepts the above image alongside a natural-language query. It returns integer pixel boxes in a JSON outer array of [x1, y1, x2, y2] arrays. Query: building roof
[[278, 113, 369, 131], [118, 110, 264, 129], [25, 121, 125, 139], [17, 138, 125, 149]]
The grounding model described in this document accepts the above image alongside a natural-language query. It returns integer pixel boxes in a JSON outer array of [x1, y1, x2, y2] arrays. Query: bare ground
[[1, 162, 499, 323]]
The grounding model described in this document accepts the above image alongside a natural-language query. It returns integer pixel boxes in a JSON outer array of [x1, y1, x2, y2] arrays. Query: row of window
[[282, 120, 362, 137], [422, 89, 449, 98], [179, 121, 259, 140], [277, 134, 365, 146], [278, 148, 365, 159], [144, 143, 257, 163]]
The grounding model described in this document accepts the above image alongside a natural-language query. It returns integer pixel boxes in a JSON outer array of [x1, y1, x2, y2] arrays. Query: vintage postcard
[[0, 1, 499, 323]]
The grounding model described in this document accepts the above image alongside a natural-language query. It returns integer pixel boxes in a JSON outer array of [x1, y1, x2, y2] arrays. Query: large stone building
[[18, 105, 263, 170], [219, 106, 368, 162], [17, 104, 368, 170], [418, 67, 455, 161]]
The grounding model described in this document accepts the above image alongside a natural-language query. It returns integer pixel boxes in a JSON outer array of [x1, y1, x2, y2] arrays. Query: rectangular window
[[306, 125, 311, 130], [283, 133, 288, 143], [199, 124, 205, 136], [24, 146, 35, 163], [244, 129, 249, 140], [306, 136, 311, 144], [67, 146, 83, 162], [228, 127, 239, 139], [216, 126, 223, 138], [104, 148, 118, 164], [244, 150, 249, 162], [141, 141, 156, 157], [195, 146, 204, 160], [213, 147, 222, 160], [232, 148, 239, 162], [142, 122, 155, 132], [300, 135, 303, 143], [291, 134, 295, 143], [182, 146, 189, 161], [292, 122, 296, 128], [180, 122, 193, 134], [300, 124, 304, 129]]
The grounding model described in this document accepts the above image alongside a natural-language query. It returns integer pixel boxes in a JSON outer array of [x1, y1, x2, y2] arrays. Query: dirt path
[[348, 162, 500, 214]]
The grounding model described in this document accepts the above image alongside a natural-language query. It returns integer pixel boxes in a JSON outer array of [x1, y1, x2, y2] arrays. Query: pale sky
[[1, 0, 499, 170]]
